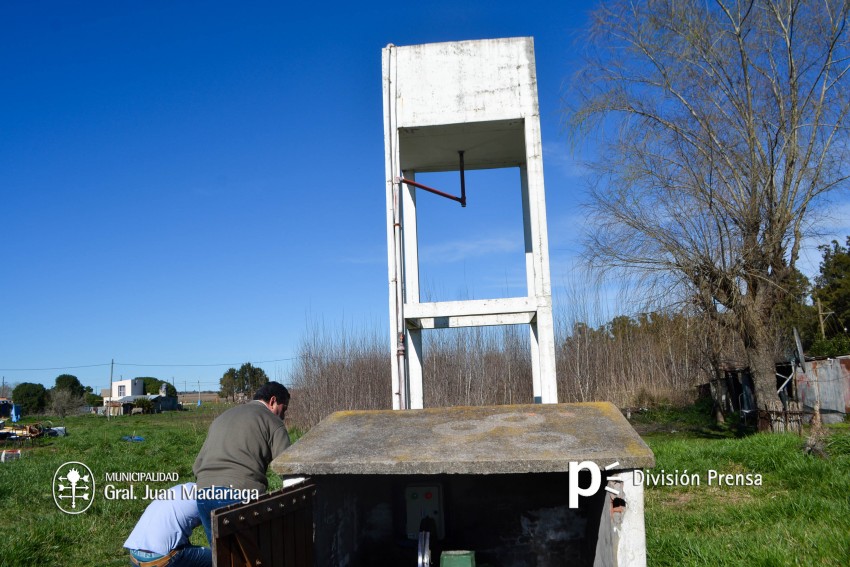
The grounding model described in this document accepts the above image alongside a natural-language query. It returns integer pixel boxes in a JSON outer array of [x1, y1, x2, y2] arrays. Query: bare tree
[[568, 0, 850, 418], [49, 388, 85, 418]]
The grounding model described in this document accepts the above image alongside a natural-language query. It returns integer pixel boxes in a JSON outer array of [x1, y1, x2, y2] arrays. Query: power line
[[0, 358, 298, 372], [0, 351, 390, 373], [0, 363, 112, 371], [115, 357, 299, 368]]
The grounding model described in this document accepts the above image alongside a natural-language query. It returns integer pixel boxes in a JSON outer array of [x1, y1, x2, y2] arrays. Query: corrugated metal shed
[[796, 355, 850, 424], [709, 356, 849, 425]]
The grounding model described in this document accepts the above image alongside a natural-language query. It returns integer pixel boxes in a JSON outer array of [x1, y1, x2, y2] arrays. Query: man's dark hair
[[253, 381, 290, 403]]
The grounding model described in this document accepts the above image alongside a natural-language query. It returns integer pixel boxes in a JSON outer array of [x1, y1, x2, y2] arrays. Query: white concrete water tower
[[382, 37, 557, 409]]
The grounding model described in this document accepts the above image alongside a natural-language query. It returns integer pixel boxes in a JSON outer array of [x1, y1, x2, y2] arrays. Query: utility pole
[[816, 297, 834, 340], [197, 379, 201, 407], [108, 359, 114, 419], [184, 380, 187, 404]]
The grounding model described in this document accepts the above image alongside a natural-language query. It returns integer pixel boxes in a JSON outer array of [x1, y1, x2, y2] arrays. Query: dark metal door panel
[[212, 482, 315, 567]]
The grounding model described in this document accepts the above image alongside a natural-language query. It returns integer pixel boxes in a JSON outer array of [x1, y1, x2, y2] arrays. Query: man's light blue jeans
[[196, 489, 243, 547], [129, 545, 211, 567]]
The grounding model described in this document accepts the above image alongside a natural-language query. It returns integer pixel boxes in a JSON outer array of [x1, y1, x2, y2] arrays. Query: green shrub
[[809, 335, 850, 357], [133, 398, 153, 414]]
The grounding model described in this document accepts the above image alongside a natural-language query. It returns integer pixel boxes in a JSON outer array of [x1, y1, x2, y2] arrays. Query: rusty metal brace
[[396, 151, 467, 207]]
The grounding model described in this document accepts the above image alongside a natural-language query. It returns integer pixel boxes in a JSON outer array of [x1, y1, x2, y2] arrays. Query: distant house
[[103, 378, 145, 402], [102, 379, 178, 414], [149, 394, 179, 412]]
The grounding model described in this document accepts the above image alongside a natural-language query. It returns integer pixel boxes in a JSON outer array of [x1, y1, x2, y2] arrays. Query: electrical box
[[404, 484, 445, 540]]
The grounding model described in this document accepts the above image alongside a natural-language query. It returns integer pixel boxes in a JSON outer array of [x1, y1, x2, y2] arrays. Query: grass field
[[642, 425, 850, 565], [0, 405, 847, 566], [0, 405, 252, 567]]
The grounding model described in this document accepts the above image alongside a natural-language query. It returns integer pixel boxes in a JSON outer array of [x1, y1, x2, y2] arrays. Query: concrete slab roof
[[398, 119, 526, 171], [272, 402, 655, 476]]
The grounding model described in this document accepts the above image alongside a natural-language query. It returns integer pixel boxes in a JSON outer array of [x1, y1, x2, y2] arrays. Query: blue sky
[[1, 1, 846, 394], [0, 1, 593, 393]]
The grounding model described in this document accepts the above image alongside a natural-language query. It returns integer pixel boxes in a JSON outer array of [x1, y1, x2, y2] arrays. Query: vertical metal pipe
[[393, 181, 408, 409], [458, 151, 466, 207]]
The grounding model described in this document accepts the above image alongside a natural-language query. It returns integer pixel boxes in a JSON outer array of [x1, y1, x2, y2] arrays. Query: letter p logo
[[568, 460, 601, 508]]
